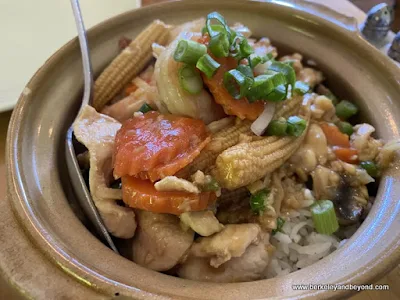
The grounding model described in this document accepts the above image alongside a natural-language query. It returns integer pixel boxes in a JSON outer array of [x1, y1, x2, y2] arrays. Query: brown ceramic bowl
[[4, 0, 400, 299]]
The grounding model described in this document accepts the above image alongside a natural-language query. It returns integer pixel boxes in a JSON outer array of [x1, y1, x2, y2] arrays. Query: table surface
[[1, 0, 399, 299]]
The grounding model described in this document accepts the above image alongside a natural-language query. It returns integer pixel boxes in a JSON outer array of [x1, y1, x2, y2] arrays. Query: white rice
[[266, 208, 340, 278]]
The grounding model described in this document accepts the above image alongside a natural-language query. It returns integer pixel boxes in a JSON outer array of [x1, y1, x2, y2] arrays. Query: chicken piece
[[177, 243, 269, 282], [312, 165, 341, 200], [180, 211, 224, 236], [132, 210, 194, 271], [310, 95, 337, 121], [289, 123, 329, 178], [230, 23, 252, 38], [376, 140, 400, 169], [73, 105, 136, 238], [155, 176, 200, 194], [351, 124, 383, 161], [190, 224, 261, 267]]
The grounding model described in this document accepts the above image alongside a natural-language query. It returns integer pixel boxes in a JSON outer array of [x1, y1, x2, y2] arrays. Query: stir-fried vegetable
[[196, 54, 221, 78], [333, 147, 358, 164], [311, 200, 339, 235], [337, 121, 354, 136], [250, 189, 269, 215], [268, 61, 296, 88], [224, 69, 253, 99], [320, 123, 350, 148], [293, 81, 310, 96], [122, 176, 216, 215], [178, 65, 203, 95], [249, 53, 273, 69], [335, 100, 359, 120], [114, 111, 210, 181], [286, 116, 307, 137], [138, 103, 154, 114], [173, 40, 207, 65], [209, 33, 230, 57], [360, 160, 379, 177], [266, 118, 288, 136]]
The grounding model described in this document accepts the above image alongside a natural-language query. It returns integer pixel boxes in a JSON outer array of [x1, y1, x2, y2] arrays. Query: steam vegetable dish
[[73, 13, 399, 282]]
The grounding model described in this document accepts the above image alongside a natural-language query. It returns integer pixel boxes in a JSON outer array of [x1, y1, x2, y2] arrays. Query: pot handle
[[270, 0, 359, 32]]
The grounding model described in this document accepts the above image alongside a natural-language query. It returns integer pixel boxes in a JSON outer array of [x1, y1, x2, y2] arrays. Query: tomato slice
[[122, 176, 216, 215], [114, 111, 210, 181]]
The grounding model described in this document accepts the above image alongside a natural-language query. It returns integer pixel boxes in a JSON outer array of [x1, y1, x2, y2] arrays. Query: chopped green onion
[[247, 74, 275, 103], [311, 200, 339, 235], [236, 65, 254, 79], [239, 38, 254, 58], [266, 84, 287, 102], [272, 217, 285, 235], [202, 24, 225, 35], [196, 54, 220, 78], [283, 60, 295, 67], [203, 177, 220, 191], [250, 189, 269, 215], [173, 40, 207, 65], [249, 53, 273, 69], [360, 161, 379, 177], [266, 118, 288, 136], [335, 100, 358, 120], [293, 81, 310, 96], [209, 32, 230, 57], [286, 116, 306, 137], [268, 61, 296, 88], [337, 121, 354, 136], [206, 12, 231, 38], [178, 65, 203, 95], [224, 69, 253, 99], [139, 103, 153, 113]]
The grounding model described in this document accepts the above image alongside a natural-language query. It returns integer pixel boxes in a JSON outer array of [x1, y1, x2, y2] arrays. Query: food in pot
[[73, 12, 399, 282]]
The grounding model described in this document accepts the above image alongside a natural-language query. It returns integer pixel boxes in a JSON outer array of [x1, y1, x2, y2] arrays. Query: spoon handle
[[70, 0, 93, 108]]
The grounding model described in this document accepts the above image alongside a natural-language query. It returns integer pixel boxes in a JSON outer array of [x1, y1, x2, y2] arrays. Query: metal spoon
[[66, 0, 118, 253]]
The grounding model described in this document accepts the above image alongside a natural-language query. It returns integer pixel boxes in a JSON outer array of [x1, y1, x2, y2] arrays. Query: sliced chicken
[[132, 210, 194, 271], [351, 124, 383, 161], [190, 224, 262, 268], [177, 243, 269, 282], [180, 211, 224, 237], [73, 105, 136, 238]]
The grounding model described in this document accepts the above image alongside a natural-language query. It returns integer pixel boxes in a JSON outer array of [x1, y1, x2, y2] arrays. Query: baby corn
[[213, 105, 311, 190], [93, 20, 170, 110], [177, 119, 253, 178]]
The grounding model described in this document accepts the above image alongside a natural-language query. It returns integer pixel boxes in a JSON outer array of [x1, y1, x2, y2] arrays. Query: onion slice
[[251, 101, 276, 136]]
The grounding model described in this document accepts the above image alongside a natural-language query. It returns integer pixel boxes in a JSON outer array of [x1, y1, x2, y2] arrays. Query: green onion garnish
[[224, 69, 253, 99], [206, 12, 231, 38], [268, 61, 296, 88], [266, 84, 287, 102], [232, 38, 254, 60], [311, 200, 339, 235], [203, 177, 220, 191], [360, 161, 379, 177], [247, 74, 275, 103], [138, 103, 153, 114], [286, 116, 306, 137], [201, 24, 225, 36], [249, 53, 273, 69], [250, 189, 269, 215], [209, 32, 230, 57], [293, 81, 310, 96], [236, 65, 254, 79], [173, 40, 207, 65], [272, 217, 285, 235], [337, 121, 354, 136], [266, 118, 288, 136], [178, 65, 203, 95], [326, 91, 339, 105], [335, 100, 358, 120], [196, 54, 220, 78]]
